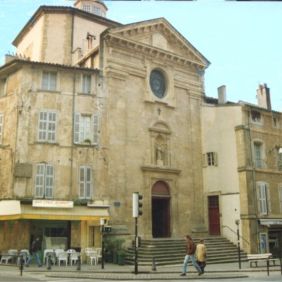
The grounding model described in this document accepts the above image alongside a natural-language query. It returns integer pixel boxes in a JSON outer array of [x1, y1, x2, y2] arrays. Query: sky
[[0, 0, 282, 111]]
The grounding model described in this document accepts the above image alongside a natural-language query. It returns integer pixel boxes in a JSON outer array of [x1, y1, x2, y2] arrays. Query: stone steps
[[125, 236, 247, 266]]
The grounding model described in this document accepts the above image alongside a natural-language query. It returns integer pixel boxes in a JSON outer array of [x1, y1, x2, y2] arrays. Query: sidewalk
[[0, 261, 281, 280]]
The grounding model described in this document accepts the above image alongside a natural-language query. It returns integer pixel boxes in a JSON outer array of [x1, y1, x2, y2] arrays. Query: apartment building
[[202, 84, 282, 254]]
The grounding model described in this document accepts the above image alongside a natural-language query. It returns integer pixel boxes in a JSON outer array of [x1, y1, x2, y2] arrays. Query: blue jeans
[[26, 251, 42, 266], [182, 254, 202, 274]]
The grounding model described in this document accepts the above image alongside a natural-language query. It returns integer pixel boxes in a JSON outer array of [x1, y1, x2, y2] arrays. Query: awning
[[0, 200, 109, 222], [260, 219, 282, 226]]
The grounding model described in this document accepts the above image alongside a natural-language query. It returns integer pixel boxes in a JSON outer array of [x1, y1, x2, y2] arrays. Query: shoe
[[180, 273, 186, 276], [198, 271, 204, 276]]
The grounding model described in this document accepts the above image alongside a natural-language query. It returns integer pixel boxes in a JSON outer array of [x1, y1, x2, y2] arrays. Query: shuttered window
[[74, 113, 99, 145], [257, 182, 271, 215], [79, 166, 92, 199], [35, 163, 54, 198], [38, 111, 57, 142]]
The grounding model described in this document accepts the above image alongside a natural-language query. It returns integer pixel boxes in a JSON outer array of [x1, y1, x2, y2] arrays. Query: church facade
[[0, 0, 209, 252]]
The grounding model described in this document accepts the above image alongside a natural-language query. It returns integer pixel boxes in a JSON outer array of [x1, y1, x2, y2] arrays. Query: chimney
[[217, 85, 227, 104], [256, 83, 271, 110]]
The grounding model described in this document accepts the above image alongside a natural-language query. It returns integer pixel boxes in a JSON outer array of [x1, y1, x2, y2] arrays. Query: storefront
[[259, 219, 282, 256], [0, 200, 109, 253]]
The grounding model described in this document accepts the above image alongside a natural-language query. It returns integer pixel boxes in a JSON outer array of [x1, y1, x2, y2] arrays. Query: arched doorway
[[152, 181, 171, 238]]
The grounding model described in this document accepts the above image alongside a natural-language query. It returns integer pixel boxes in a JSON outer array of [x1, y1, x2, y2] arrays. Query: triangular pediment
[[108, 18, 209, 68]]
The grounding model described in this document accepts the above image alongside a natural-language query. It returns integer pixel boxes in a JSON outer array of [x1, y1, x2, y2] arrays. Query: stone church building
[[1, 0, 281, 255]]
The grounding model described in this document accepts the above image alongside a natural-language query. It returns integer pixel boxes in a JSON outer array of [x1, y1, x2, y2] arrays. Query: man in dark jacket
[[180, 235, 203, 276], [26, 237, 42, 267]]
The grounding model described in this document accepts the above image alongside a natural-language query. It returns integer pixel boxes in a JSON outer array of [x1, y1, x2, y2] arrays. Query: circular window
[[150, 69, 166, 98]]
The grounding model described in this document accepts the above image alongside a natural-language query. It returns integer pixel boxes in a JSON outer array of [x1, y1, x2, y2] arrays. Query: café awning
[[0, 200, 109, 222]]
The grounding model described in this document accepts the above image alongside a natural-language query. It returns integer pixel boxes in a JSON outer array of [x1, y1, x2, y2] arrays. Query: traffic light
[[132, 192, 143, 217]]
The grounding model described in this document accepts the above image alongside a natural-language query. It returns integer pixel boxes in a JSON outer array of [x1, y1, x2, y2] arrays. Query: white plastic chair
[[0, 249, 18, 264], [54, 249, 64, 264], [70, 252, 79, 266], [95, 248, 102, 264], [88, 250, 98, 265], [43, 249, 55, 265], [57, 251, 68, 266]]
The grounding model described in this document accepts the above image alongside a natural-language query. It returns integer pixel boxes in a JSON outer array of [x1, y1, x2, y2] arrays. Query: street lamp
[[100, 218, 106, 269], [235, 219, 241, 269]]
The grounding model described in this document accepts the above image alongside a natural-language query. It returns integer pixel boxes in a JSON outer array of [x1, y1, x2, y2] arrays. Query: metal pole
[[19, 254, 24, 276], [101, 225, 104, 269], [134, 217, 138, 275], [237, 224, 241, 269]]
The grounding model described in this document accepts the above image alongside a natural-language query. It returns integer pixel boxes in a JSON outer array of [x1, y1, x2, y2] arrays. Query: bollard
[[47, 254, 52, 270], [77, 254, 81, 271], [19, 254, 24, 276], [266, 258, 270, 276], [152, 257, 157, 271]]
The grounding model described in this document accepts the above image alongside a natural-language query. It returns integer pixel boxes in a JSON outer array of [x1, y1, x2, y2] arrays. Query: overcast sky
[[1, 0, 282, 111]]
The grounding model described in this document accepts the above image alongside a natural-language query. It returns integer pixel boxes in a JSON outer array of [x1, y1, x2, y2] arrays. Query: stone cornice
[[141, 165, 181, 175], [104, 33, 207, 69]]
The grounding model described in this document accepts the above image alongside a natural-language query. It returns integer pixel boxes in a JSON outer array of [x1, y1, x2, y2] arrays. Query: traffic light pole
[[134, 216, 138, 275]]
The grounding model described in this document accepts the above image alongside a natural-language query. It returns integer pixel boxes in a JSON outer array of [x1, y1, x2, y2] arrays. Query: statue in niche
[[155, 142, 166, 166]]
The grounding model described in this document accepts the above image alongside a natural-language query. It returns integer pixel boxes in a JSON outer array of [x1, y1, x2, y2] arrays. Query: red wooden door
[[208, 196, 220, 235]]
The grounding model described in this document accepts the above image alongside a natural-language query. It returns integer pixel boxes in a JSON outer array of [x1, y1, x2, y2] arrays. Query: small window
[[82, 74, 91, 94], [203, 152, 218, 167], [0, 113, 3, 144], [79, 166, 92, 199], [38, 111, 57, 143], [253, 142, 264, 168], [250, 110, 262, 124], [42, 71, 57, 91], [83, 4, 91, 12], [35, 163, 54, 198]]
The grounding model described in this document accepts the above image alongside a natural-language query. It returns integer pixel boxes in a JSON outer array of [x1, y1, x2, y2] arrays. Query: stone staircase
[[125, 236, 247, 266]]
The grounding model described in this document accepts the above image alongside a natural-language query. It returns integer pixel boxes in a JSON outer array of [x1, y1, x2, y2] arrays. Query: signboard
[[32, 200, 73, 209]]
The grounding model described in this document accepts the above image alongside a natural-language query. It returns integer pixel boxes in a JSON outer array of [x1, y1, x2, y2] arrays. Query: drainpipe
[[246, 108, 259, 253], [69, 72, 76, 198]]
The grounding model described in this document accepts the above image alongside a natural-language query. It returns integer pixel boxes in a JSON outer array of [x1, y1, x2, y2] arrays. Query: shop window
[[259, 233, 269, 253]]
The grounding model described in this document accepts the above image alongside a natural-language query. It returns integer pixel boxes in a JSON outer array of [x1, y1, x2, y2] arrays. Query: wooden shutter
[[45, 164, 54, 198], [74, 113, 80, 143], [35, 164, 45, 198], [93, 114, 99, 145]]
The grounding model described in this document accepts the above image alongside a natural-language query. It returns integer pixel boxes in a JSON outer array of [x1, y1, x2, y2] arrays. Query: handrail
[[222, 225, 250, 245]]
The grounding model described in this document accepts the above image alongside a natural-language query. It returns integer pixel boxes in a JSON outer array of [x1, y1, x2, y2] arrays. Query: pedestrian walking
[[180, 235, 203, 276], [26, 237, 42, 267], [196, 239, 207, 273]]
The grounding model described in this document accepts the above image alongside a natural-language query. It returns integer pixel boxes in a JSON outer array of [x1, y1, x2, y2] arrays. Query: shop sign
[[260, 219, 282, 226], [32, 200, 73, 208]]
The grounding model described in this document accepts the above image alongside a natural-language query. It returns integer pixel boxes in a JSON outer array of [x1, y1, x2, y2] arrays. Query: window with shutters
[[42, 71, 57, 91], [35, 163, 54, 198], [79, 166, 92, 199], [38, 111, 57, 142], [256, 182, 271, 215], [0, 113, 3, 144], [74, 113, 99, 145], [279, 186, 282, 213], [203, 152, 218, 167], [82, 74, 91, 94]]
